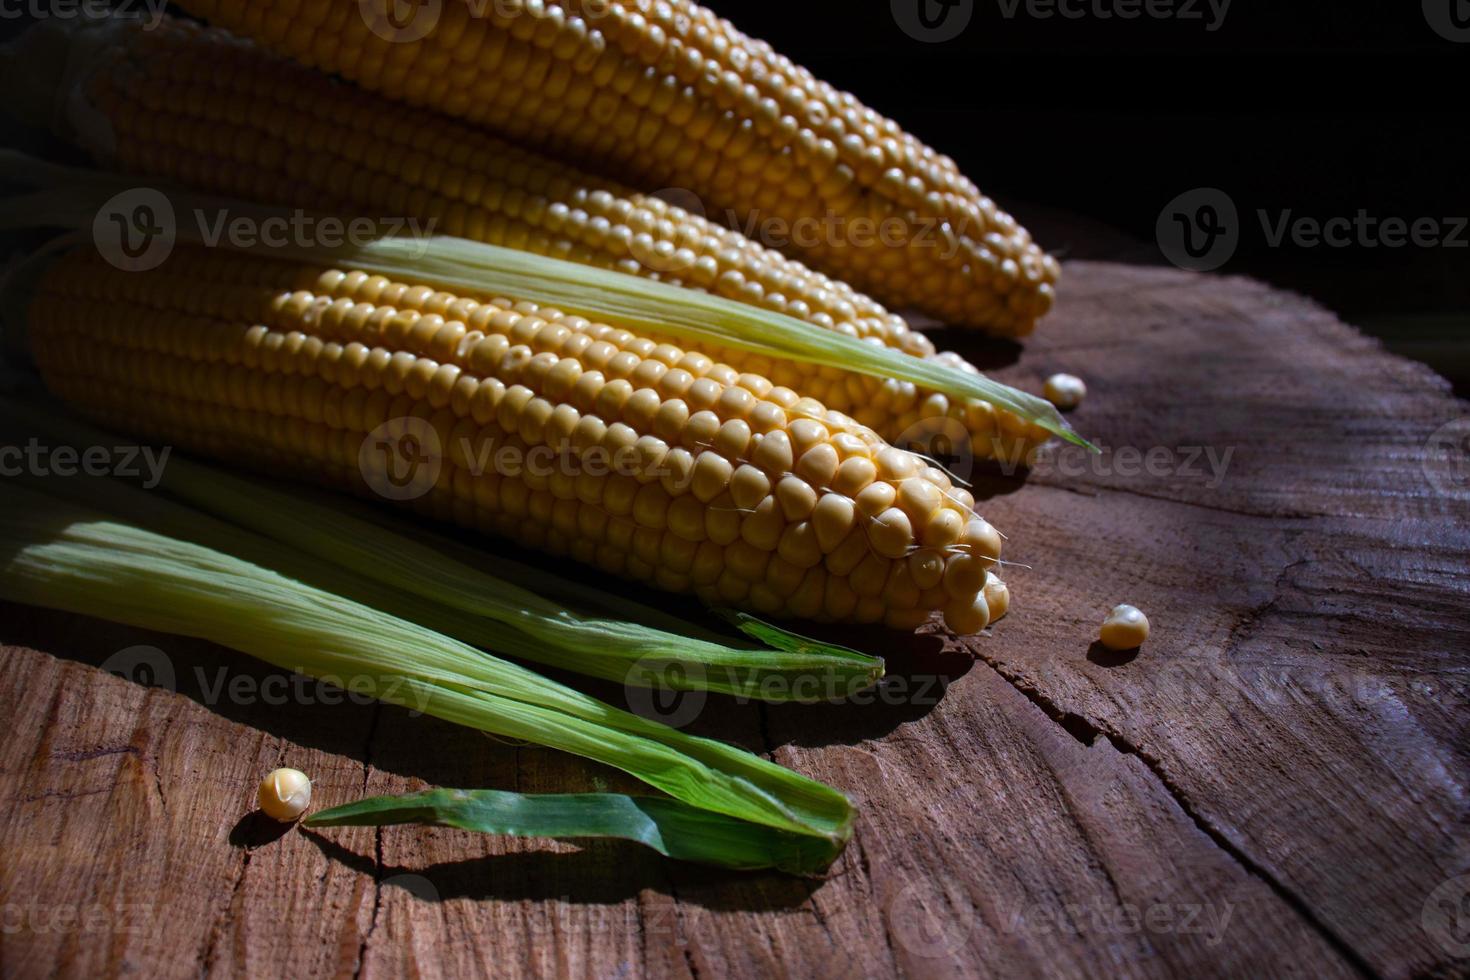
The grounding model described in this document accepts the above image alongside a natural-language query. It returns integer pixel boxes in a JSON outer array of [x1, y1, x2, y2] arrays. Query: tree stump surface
[[1, 259, 1467, 979]]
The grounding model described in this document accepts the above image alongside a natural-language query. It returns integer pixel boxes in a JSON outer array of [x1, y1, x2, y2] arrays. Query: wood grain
[[2, 261, 1467, 978]]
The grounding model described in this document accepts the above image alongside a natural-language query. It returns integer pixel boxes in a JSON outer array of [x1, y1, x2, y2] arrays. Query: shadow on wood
[[300, 829, 822, 911]]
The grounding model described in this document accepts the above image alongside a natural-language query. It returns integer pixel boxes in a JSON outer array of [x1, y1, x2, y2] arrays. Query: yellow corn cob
[[174, 0, 1059, 335], [69, 16, 1051, 467], [27, 245, 1010, 634]]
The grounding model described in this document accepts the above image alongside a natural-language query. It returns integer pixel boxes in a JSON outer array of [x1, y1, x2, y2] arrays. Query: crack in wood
[[352, 703, 385, 980], [196, 728, 274, 975], [970, 650, 1380, 979], [199, 848, 251, 976], [849, 830, 902, 973]]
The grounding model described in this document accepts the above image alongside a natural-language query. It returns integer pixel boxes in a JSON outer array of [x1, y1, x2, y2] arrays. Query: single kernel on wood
[[257, 767, 312, 822], [1043, 373, 1087, 411], [1100, 604, 1150, 651]]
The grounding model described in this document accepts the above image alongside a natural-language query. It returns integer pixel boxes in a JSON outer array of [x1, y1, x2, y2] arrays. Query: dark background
[[2, 1, 1466, 389], [710, 0, 1470, 392]]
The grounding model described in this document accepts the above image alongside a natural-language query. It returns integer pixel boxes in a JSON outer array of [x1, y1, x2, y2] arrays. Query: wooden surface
[[2, 260, 1468, 979]]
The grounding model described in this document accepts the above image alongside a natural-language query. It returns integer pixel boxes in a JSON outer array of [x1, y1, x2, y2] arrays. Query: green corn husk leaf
[[306, 788, 838, 873], [0, 395, 883, 701], [0, 482, 854, 850], [0, 151, 1091, 448]]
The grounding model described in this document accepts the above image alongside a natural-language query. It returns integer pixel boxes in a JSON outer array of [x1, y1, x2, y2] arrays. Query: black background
[[709, 0, 1470, 389], [2, 1, 1466, 387]]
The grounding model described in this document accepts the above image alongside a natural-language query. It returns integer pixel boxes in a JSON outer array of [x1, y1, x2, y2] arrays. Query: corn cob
[[173, 0, 1059, 335], [27, 245, 1010, 634], [63, 16, 1051, 466]]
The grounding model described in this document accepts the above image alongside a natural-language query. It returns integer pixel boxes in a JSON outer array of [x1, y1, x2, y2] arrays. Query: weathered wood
[[1, 261, 1466, 978]]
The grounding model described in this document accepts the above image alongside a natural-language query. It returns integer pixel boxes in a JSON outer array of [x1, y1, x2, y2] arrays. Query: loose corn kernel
[[1100, 604, 1149, 651], [1043, 373, 1087, 411], [257, 767, 311, 822]]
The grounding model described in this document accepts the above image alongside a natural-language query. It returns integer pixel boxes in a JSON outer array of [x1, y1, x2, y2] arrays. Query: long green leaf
[[0, 394, 883, 700], [0, 483, 853, 845], [307, 789, 839, 874]]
